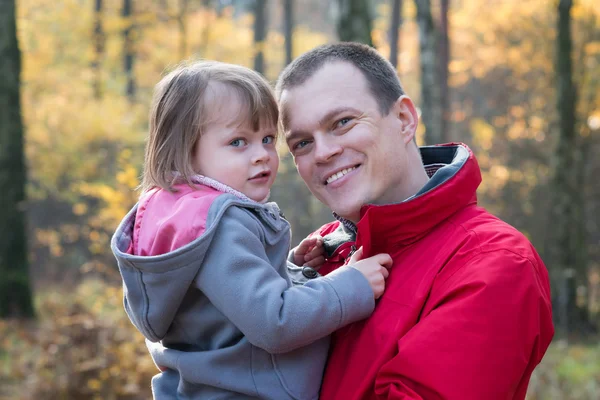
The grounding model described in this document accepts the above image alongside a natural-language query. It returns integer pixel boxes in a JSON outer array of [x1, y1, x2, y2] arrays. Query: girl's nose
[[252, 145, 271, 164]]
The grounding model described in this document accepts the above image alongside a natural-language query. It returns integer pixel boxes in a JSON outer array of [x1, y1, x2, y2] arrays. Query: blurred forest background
[[1, 0, 599, 398]]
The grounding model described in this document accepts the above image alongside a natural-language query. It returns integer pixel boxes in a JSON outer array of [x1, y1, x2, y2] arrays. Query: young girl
[[111, 60, 391, 400]]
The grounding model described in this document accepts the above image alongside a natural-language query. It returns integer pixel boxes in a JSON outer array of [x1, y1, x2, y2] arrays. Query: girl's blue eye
[[230, 139, 247, 147], [263, 135, 275, 144]]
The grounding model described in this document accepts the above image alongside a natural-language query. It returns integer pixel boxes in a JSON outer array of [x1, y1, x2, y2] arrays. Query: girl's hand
[[293, 236, 325, 269], [347, 247, 392, 299]]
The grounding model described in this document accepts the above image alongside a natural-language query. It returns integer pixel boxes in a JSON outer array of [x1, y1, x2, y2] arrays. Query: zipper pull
[[345, 245, 357, 265]]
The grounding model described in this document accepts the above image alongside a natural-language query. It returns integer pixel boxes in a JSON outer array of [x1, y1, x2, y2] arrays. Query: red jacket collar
[[354, 143, 481, 256]]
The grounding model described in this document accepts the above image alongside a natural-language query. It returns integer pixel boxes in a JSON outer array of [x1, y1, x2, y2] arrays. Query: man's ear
[[392, 95, 418, 145]]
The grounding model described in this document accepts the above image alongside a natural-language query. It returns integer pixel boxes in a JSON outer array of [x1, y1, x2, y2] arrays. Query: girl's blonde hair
[[141, 60, 279, 192]]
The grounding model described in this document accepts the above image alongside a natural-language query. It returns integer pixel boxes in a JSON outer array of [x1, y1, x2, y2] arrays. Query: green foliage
[[527, 341, 600, 399]]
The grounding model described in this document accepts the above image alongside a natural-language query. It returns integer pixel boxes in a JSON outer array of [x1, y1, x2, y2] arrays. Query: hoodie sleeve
[[194, 205, 375, 354]]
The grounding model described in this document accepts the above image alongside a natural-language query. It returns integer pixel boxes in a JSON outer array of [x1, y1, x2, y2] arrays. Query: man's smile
[[324, 164, 361, 186]]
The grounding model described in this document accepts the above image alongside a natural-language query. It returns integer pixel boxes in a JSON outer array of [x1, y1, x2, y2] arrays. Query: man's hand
[[293, 236, 325, 269]]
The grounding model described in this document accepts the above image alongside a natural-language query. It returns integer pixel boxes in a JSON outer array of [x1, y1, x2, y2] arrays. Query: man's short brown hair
[[275, 42, 405, 116]]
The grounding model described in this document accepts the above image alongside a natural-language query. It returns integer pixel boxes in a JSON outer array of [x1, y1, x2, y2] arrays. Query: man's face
[[280, 61, 417, 222]]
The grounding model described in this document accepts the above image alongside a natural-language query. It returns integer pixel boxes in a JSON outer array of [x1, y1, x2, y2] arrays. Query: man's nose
[[252, 145, 271, 164], [314, 136, 342, 163]]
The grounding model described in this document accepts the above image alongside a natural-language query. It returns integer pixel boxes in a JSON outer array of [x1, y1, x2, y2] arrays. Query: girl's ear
[[392, 96, 418, 145]]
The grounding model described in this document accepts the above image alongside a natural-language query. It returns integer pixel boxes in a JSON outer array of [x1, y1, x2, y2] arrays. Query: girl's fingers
[[304, 256, 325, 269]]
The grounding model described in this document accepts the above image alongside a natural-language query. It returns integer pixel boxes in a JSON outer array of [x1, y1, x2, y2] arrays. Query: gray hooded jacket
[[111, 192, 375, 399]]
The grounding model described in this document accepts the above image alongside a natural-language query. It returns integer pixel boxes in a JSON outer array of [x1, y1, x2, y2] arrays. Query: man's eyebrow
[[284, 106, 361, 145], [285, 130, 310, 145], [280, 106, 291, 132], [318, 107, 361, 127]]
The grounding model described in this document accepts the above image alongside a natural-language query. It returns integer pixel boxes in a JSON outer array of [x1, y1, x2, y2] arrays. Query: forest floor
[[1, 279, 598, 399]]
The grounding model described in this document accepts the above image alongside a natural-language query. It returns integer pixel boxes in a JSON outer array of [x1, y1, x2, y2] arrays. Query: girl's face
[[192, 94, 279, 202]]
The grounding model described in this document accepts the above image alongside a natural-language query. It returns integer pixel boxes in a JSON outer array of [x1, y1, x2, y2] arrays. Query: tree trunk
[[283, 0, 293, 65], [177, 0, 188, 61], [576, 22, 600, 330], [92, 0, 104, 99], [439, 0, 450, 142], [253, 0, 267, 75], [336, 0, 373, 46], [389, 0, 402, 69], [0, 0, 36, 318], [199, 0, 213, 55], [157, 0, 169, 22], [551, 0, 583, 334], [123, 0, 135, 100], [415, 0, 442, 145]]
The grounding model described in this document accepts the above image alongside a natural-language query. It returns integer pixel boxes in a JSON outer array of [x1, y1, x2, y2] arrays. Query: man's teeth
[[326, 167, 357, 184]]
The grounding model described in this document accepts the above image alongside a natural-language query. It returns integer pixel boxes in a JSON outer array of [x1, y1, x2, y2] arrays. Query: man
[[277, 42, 553, 400]]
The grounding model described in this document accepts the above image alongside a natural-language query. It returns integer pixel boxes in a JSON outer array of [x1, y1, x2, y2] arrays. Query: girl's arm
[[194, 205, 374, 354]]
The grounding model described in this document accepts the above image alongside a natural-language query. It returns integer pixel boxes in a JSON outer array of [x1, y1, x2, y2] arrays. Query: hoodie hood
[[111, 191, 285, 342]]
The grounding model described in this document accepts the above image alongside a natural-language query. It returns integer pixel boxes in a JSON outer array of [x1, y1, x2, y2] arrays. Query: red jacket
[[315, 144, 553, 400]]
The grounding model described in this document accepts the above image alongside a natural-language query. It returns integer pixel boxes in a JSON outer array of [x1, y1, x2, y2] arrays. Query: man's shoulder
[[431, 205, 547, 288], [436, 208, 550, 302], [449, 205, 539, 261]]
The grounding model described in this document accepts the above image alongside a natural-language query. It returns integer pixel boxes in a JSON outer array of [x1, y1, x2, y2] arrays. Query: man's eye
[[293, 140, 310, 150], [230, 139, 247, 147], [263, 135, 275, 144], [337, 117, 352, 128]]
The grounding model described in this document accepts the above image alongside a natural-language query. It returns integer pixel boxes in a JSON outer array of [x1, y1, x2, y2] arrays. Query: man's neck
[[374, 150, 430, 206], [339, 159, 430, 224], [399, 159, 431, 201]]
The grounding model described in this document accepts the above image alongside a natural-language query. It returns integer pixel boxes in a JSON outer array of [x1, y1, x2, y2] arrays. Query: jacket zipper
[[347, 245, 357, 258], [343, 245, 357, 265]]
